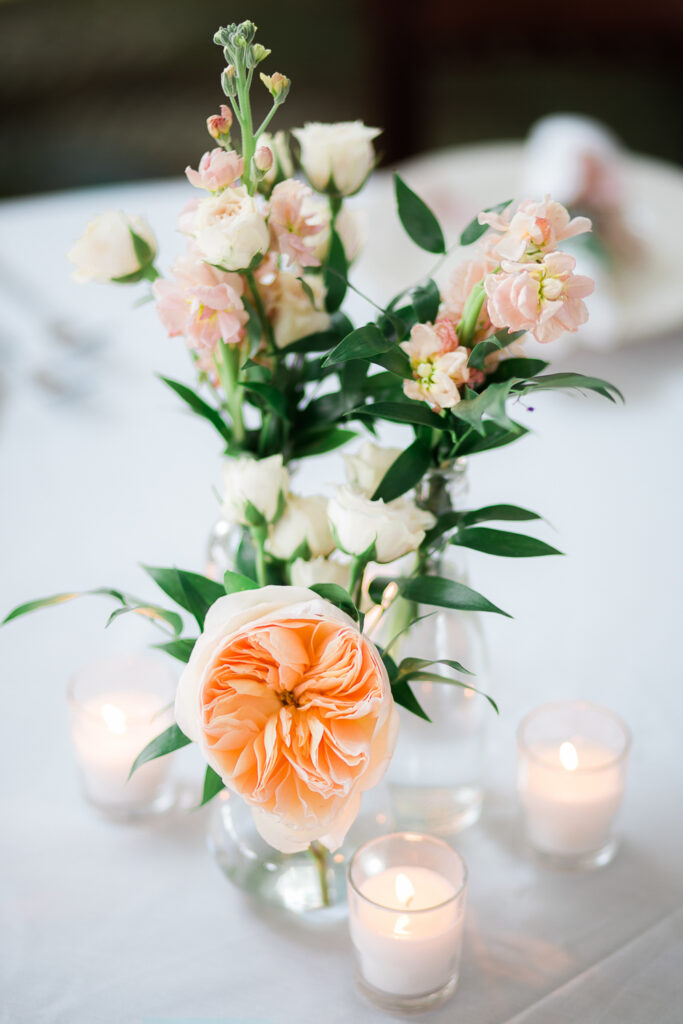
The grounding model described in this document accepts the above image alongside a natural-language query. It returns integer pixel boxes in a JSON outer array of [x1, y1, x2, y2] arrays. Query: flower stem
[[245, 270, 276, 353], [215, 341, 245, 444], [309, 841, 331, 908], [250, 525, 268, 586]]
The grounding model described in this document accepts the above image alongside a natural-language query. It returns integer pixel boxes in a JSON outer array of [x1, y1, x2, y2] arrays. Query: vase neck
[[415, 460, 469, 518]]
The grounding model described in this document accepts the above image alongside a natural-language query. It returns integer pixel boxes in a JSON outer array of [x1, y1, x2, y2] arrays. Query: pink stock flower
[[479, 196, 592, 263], [401, 322, 470, 410], [185, 149, 244, 191], [206, 105, 233, 140], [153, 250, 248, 370], [268, 179, 323, 269], [484, 251, 594, 344]]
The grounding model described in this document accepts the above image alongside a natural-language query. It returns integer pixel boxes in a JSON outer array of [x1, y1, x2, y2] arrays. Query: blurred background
[[1, 0, 682, 198]]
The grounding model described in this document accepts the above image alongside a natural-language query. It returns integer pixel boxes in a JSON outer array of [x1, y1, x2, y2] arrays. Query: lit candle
[[348, 833, 467, 1012], [517, 701, 631, 869], [68, 654, 176, 818]]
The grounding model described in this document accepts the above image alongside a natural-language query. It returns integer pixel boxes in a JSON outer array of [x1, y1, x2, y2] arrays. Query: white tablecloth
[[1, 168, 682, 1024]]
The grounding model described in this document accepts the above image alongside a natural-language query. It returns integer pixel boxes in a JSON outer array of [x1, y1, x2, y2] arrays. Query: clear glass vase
[[385, 461, 490, 835], [208, 784, 395, 915]]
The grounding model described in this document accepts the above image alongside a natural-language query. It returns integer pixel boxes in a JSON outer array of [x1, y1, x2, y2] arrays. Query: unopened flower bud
[[206, 104, 233, 141], [233, 20, 257, 47], [249, 43, 271, 67], [221, 65, 237, 98], [260, 71, 291, 105], [254, 146, 274, 173]]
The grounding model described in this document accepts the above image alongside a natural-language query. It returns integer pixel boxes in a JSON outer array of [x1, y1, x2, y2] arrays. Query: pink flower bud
[[254, 146, 274, 173], [206, 104, 233, 140]]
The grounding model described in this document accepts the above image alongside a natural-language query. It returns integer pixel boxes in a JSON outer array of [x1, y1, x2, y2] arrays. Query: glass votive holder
[[517, 700, 631, 870], [347, 832, 468, 1013], [68, 653, 177, 820]]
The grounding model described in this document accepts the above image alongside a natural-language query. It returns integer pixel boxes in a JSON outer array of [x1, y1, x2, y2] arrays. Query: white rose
[[262, 270, 330, 348], [292, 121, 381, 196], [328, 486, 435, 563], [266, 494, 334, 560], [259, 130, 294, 188], [290, 556, 351, 590], [67, 211, 156, 283], [193, 186, 269, 271], [344, 441, 403, 498], [221, 454, 289, 526]]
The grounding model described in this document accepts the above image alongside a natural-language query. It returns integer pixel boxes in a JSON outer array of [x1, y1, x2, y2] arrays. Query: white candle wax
[[71, 689, 172, 808], [518, 738, 624, 856], [350, 865, 464, 997]]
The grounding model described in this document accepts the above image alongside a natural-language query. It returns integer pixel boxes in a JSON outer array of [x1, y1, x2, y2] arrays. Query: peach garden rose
[[175, 586, 399, 852]]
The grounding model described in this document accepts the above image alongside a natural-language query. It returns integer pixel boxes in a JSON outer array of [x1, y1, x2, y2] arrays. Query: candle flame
[[101, 702, 127, 734], [395, 872, 415, 907], [560, 741, 578, 771]]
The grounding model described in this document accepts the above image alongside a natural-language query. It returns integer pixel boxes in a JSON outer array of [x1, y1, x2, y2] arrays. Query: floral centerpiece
[[4, 22, 620, 903]]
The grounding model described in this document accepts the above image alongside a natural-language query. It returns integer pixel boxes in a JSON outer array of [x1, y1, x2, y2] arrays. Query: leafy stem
[[245, 270, 276, 353], [215, 340, 245, 443]]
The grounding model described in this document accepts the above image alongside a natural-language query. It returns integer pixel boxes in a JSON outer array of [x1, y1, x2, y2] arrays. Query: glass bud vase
[[385, 460, 490, 835]]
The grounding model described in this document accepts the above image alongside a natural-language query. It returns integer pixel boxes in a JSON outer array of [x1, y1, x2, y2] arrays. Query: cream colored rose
[[175, 585, 398, 852], [262, 270, 330, 348], [67, 211, 156, 283], [344, 441, 403, 498], [290, 556, 351, 590], [221, 454, 288, 526], [266, 494, 334, 560], [328, 486, 435, 563], [292, 121, 381, 196], [193, 186, 269, 271]]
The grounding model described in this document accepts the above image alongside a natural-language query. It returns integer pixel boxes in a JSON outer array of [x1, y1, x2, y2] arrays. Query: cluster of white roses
[[219, 441, 435, 588]]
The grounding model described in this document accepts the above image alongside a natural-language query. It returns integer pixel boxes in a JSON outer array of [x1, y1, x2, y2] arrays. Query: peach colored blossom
[[442, 255, 497, 343], [185, 149, 244, 191], [175, 586, 399, 852], [153, 249, 247, 370], [268, 179, 323, 269], [206, 105, 233, 141], [400, 322, 470, 409], [484, 251, 594, 344], [479, 196, 592, 262]]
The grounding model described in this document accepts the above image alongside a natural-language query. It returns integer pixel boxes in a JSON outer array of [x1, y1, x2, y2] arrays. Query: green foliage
[[128, 724, 191, 779], [199, 766, 225, 806], [459, 199, 512, 247], [152, 638, 197, 663], [142, 566, 225, 629], [394, 174, 446, 254], [323, 229, 348, 312], [160, 377, 232, 444], [372, 440, 432, 502], [309, 583, 359, 621], [369, 574, 511, 618], [452, 527, 562, 558]]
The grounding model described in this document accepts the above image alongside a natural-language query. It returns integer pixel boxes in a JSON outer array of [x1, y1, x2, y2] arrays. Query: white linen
[[1, 171, 682, 1024]]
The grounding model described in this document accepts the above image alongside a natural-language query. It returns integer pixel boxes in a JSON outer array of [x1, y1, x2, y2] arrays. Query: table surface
[[1, 158, 683, 1024]]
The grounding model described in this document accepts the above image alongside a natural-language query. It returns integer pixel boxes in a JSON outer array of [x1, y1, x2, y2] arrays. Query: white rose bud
[[290, 556, 351, 590], [266, 494, 334, 561], [67, 211, 156, 283], [193, 186, 269, 271], [344, 441, 403, 498], [292, 121, 381, 196], [221, 454, 289, 526], [328, 486, 435, 563]]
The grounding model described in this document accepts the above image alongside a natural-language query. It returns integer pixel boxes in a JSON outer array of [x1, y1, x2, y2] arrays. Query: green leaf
[[457, 420, 528, 456], [467, 330, 525, 370], [460, 504, 542, 526], [106, 604, 184, 635], [486, 358, 548, 382], [422, 511, 463, 547], [356, 400, 447, 431], [394, 173, 446, 254], [309, 583, 359, 622], [372, 440, 432, 502], [142, 566, 225, 629], [3, 591, 84, 624], [399, 670, 499, 713], [223, 569, 259, 594], [199, 766, 225, 806], [369, 575, 511, 618], [451, 381, 516, 434], [459, 199, 513, 247], [515, 372, 623, 403], [128, 724, 191, 779], [452, 527, 562, 558], [322, 323, 388, 367], [129, 227, 155, 267], [240, 357, 272, 383], [396, 656, 474, 678], [391, 678, 431, 722], [411, 279, 441, 322], [152, 638, 197, 663], [244, 382, 290, 420], [159, 377, 231, 443], [323, 229, 348, 313], [293, 427, 358, 459]]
